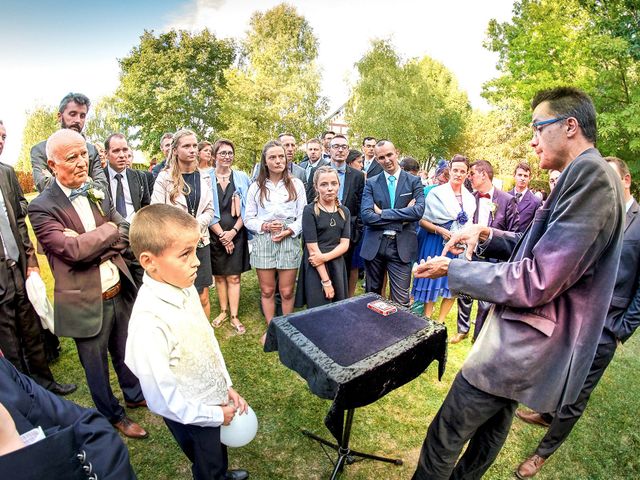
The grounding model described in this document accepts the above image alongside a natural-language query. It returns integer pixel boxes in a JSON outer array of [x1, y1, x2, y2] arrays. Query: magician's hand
[[414, 256, 451, 279], [442, 225, 491, 260]]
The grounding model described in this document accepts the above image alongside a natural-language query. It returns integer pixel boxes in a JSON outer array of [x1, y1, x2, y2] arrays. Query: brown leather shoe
[[449, 332, 468, 344], [125, 399, 148, 409], [515, 409, 551, 427], [516, 454, 546, 478], [113, 416, 148, 439]]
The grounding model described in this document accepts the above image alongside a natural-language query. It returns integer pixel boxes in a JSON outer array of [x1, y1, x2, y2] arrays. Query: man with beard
[[31, 93, 107, 192]]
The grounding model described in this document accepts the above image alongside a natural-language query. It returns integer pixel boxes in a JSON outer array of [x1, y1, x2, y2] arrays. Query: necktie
[[388, 175, 396, 207], [337, 169, 345, 202], [69, 182, 91, 201], [0, 194, 20, 261], [115, 173, 126, 217], [515, 192, 523, 203], [478, 192, 491, 199]]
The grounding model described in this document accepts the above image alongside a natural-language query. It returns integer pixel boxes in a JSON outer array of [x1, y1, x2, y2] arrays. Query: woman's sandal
[[212, 310, 228, 328], [230, 315, 246, 335]]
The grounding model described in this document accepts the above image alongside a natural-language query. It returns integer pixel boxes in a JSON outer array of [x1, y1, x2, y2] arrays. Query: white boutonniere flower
[[86, 185, 106, 215], [488, 201, 497, 221]]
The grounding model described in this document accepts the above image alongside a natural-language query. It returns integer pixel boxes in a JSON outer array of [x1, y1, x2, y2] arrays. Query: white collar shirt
[[107, 166, 135, 221]]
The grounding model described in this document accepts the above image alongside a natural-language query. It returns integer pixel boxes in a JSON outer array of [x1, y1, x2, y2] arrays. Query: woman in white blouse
[[151, 129, 215, 318], [244, 140, 306, 343]]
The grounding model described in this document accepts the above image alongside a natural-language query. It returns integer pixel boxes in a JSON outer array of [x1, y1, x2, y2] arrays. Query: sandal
[[212, 310, 228, 328], [230, 316, 246, 335]]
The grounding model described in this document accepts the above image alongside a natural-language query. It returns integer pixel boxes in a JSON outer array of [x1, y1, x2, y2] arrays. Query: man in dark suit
[[299, 138, 328, 181], [278, 133, 307, 184], [0, 356, 136, 479], [28, 129, 148, 439], [452, 160, 519, 344], [104, 134, 150, 221], [0, 122, 75, 396], [361, 140, 425, 306], [320, 130, 335, 162], [412, 87, 625, 479], [515, 156, 640, 478], [362, 136, 383, 178], [308, 135, 365, 282], [509, 162, 542, 232], [151, 132, 174, 179], [30, 92, 108, 193]]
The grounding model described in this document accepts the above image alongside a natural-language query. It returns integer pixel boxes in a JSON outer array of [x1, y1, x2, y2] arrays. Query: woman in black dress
[[295, 166, 351, 308], [208, 139, 251, 334]]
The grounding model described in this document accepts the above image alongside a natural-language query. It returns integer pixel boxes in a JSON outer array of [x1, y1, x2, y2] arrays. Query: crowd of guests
[[0, 86, 638, 480]]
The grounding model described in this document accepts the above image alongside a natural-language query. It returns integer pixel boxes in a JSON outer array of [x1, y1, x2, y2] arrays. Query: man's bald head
[[46, 129, 89, 188]]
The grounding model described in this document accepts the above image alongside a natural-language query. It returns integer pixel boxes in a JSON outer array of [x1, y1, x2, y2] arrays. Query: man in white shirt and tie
[[362, 136, 383, 178]]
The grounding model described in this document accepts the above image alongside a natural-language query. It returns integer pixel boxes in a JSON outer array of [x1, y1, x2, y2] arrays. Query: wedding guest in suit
[[151, 132, 174, 178], [208, 139, 251, 335], [361, 140, 425, 306], [362, 137, 382, 178], [299, 138, 328, 181], [244, 141, 306, 345], [0, 356, 137, 479], [412, 87, 625, 479], [411, 155, 475, 322], [104, 134, 150, 222], [320, 130, 335, 162], [30, 93, 108, 192], [151, 129, 215, 319], [198, 141, 213, 170], [28, 129, 148, 439], [509, 162, 542, 232], [452, 160, 519, 344], [295, 166, 351, 308], [278, 133, 307, 184], [514, 156, 640, 478], [0, 122, 75, 396]]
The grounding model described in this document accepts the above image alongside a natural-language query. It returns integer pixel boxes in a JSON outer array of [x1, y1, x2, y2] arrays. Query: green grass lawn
[[27, 209, 640, 479]]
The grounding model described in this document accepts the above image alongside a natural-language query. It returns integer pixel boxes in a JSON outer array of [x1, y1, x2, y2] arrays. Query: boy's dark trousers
[[164, 417, 228, 480]]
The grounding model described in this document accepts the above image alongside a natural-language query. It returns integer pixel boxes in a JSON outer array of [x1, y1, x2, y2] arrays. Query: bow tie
[[69, 183, 91, 201], [477, 192, 491, 199]]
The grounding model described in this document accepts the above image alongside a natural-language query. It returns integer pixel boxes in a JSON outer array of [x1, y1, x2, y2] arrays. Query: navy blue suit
[[0, 357, 136, 479], [457, 188, 519, 338], [361, 170, 425, 305], [509, 188, 541, 232]]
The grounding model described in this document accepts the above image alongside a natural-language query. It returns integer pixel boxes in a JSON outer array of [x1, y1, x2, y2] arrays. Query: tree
[[483, 0, 640, 187], [14, 106, 58, 173], [84, 95, 128, 146], [116, 29, 235, 156], [217, 3, 328, 170], [345, 39, 470, 167]]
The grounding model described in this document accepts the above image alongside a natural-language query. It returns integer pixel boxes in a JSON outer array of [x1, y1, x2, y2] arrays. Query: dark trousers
[[164, 417, 228, 480], [0, 260, 54, 388], [536, 341, 617, 458], [365, 236, 411, 306], [456, 296, 493, 340], [74, 289, 143, 423], [413, 373, 517, 480]]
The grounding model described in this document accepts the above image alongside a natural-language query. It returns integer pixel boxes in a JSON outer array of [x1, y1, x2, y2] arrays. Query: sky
[[0, 0, 515, 165]]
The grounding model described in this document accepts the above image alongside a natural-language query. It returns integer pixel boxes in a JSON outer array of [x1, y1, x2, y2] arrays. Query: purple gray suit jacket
[[449, 148, 625, 413], [473, 188, 519, 233], [509, 188, 542, 233], [28, 181, 134, 338]]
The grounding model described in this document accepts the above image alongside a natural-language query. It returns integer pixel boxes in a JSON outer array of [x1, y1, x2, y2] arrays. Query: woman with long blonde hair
[[294, 166, 351, 308], [151, 129, 215, 317]]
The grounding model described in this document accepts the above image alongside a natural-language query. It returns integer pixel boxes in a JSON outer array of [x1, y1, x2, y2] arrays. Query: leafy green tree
[[14, 106, 58, 172], [217, 3, 328, 170], [84, 95, 128, 146], [345, 39, 470, 167], [116, 29, 235, 156], [484, 0, 640, 186]]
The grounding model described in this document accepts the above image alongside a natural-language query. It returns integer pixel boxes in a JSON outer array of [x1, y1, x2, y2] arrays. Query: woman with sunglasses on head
[[151, 129, 215, 318], [208, 139, 251, 334], [244, 140, 306, 344]]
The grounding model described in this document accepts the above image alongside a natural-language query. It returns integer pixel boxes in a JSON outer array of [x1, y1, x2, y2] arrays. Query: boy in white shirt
[[125, 204, 249, 480]]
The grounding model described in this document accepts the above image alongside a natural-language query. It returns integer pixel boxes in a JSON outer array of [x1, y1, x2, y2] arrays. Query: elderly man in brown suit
[[411, 87, 625, 479], [28, 129, 148, 439]]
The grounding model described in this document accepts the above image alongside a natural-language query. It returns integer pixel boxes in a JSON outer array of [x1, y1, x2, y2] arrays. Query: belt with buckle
[[102, 281, 121, 300]]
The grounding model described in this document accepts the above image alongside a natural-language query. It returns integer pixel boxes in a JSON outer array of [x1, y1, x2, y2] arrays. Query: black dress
[[295, 204, 351, 308], [209, 175, 251, 276]]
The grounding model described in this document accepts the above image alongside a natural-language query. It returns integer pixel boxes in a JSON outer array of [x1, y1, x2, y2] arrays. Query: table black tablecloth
[[264, 293, 447, 442]]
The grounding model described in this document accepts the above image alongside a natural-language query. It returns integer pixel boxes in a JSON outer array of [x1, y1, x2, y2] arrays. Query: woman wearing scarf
[[411, 155, 475, 322]]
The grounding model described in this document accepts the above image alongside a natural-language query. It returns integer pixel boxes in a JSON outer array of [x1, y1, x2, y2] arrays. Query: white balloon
[[220, 405, 258, 447]]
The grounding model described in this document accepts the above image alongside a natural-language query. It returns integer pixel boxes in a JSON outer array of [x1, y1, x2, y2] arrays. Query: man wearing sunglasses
[[412, 87, 625, 480]]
